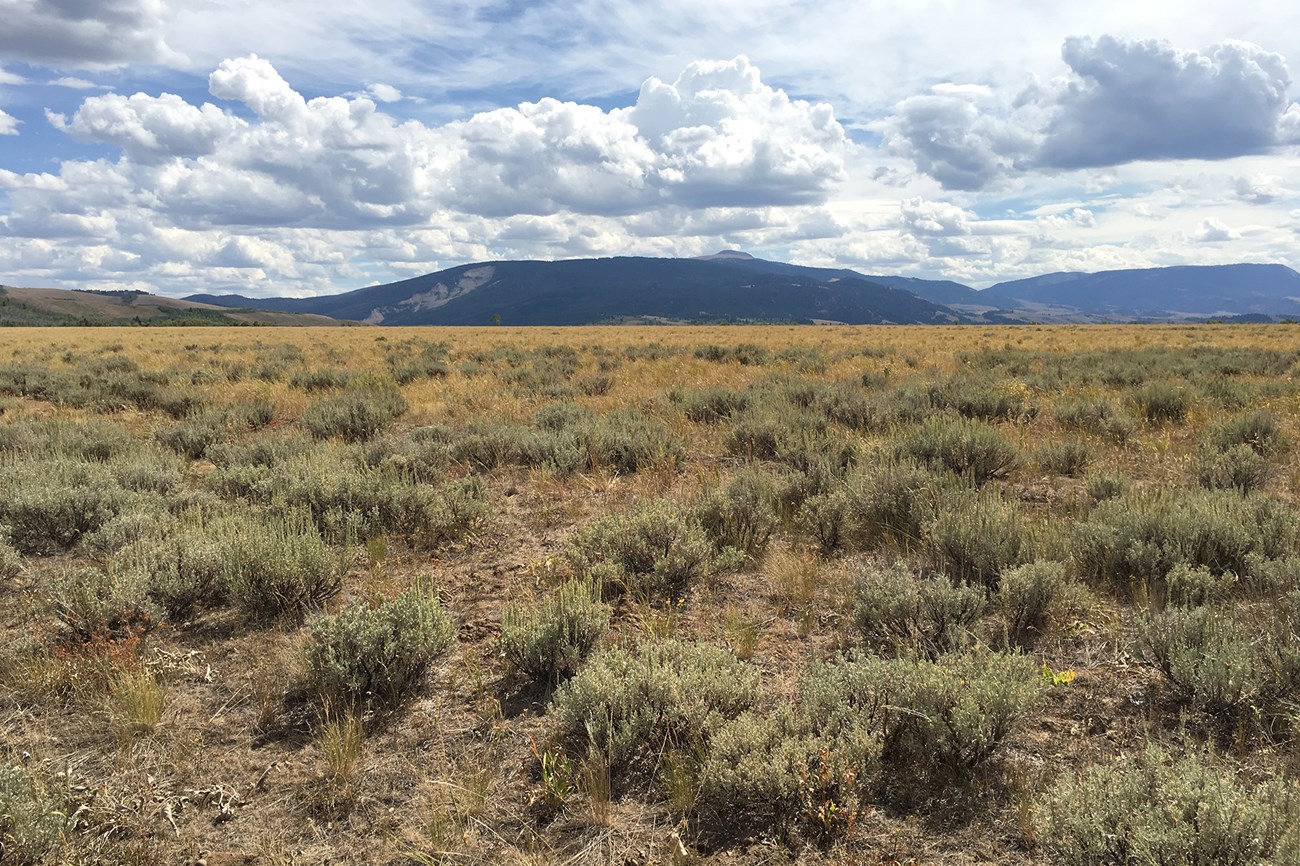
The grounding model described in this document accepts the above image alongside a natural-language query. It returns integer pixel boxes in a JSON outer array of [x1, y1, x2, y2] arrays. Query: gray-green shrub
[[0, 764, 68, 866], [500, 580, 610, 683], [899, 416, 1018, 485], [0, 459, 130, 553], [1196, 443, 1270, 492], [1036, 748, 1300, 866], [303, 382, 408, 441], [306, 589, 456, 716], [47, 566, 159, 641], [696, 468, 780, 559], [567, 499, 716, 600], [1072, 490, 1294, 586], [997, 560, 1067, 648], [1036, 439, 1092, 477], [801, 648, 1041, 781], [548, 639, 760, 784], [1132, 381, 1191, 424], [853, 562, 985, 657], [928, 491, 1033, 589]]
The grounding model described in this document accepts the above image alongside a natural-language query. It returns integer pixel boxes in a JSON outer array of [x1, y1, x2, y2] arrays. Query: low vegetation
[[2, 324, 1300, 864]]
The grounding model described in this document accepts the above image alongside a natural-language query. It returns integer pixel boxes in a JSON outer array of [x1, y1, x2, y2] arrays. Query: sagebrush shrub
[[220, 513, 346, 622], [156, 409, 231, 459], [1036, 748, 1300, 866], [567, 499, 716, 599], [0, 764, 67, 866], [801, 648, 1040, 782], [0, 534, 23, 581], [1052, 394, 1136, 443], [47, 566, 159, 641], [582, 408, 684, 474], [307, 590, 456, 716], [1084, 471, 1129, 502], [997, 560, 1067, 648], [1035, 439, 1092, 477], [1196, 443, 1270, 492], [695, 468, 780, 558], [1137, 606, 1272, 722], [209, 448, 484, 546], [548, 639, 760, 784], [940, 375, 1036, 422], [677, 387, 751, 423], [694, 711, 821, 841], [1072, 490, 1294, 586], [853, 562, 985, 657], [899, 416, 1018, 485], [1133, 381, 1191, 424], [928, 491, 1033, 589], [0, 459, 130, 553], [303, 382, 408, 441], [1202, 410, 1284, 457], [500, 580, 610, 682], [844, 459, 954, 550]]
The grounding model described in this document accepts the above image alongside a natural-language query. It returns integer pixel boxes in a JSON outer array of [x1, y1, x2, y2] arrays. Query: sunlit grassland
[[3, 323, 1300, 865]]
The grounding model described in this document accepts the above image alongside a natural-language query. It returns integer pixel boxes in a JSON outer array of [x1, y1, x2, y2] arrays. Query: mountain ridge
[[177, 255, 1300, 326]]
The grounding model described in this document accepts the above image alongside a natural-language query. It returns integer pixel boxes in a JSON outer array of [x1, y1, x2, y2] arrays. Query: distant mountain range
[[188, 253, 962, 326], [14, 254, 1300, 327], [187, 254, 1300, 326]]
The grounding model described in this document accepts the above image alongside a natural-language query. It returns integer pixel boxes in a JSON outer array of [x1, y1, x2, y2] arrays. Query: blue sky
[[1, 0, 1298, 296]]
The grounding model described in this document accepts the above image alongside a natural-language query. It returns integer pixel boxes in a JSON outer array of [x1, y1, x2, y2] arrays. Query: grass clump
[[567, 499, 718, 600], [306, 589, 456, 717], [853, 562, 985, 658], [1036, 748, 1300, 865], [548, 639, 760, 786], [500, 580, 610, 683]]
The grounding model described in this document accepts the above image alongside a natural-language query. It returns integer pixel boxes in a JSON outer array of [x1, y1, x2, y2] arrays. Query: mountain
[[990, 264, 1300, 319], [184, 256, 1300, 326], [188, 256, 964, 325], [0, 285, 346, 327]]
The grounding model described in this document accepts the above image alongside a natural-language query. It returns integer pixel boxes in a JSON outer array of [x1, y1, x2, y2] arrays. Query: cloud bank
[[886, 36, 1300, 190]]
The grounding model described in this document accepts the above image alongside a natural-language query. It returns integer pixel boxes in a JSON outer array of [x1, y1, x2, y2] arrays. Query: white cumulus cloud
[[1040, 36, 1297, 168], [1194, 217, 1240, 242]]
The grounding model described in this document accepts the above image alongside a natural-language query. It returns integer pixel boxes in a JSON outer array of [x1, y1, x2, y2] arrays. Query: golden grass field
[[2, 324, 1300, 865]]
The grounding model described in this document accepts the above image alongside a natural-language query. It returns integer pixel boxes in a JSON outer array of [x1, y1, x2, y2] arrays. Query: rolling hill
[[0, 285, 348, 327]]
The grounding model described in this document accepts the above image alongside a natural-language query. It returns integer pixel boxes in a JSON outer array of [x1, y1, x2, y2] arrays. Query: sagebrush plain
[[3, 324, 1300, 865]]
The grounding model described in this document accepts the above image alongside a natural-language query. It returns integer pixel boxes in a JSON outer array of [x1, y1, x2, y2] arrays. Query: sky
[[0, 1, 1298, 297]]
